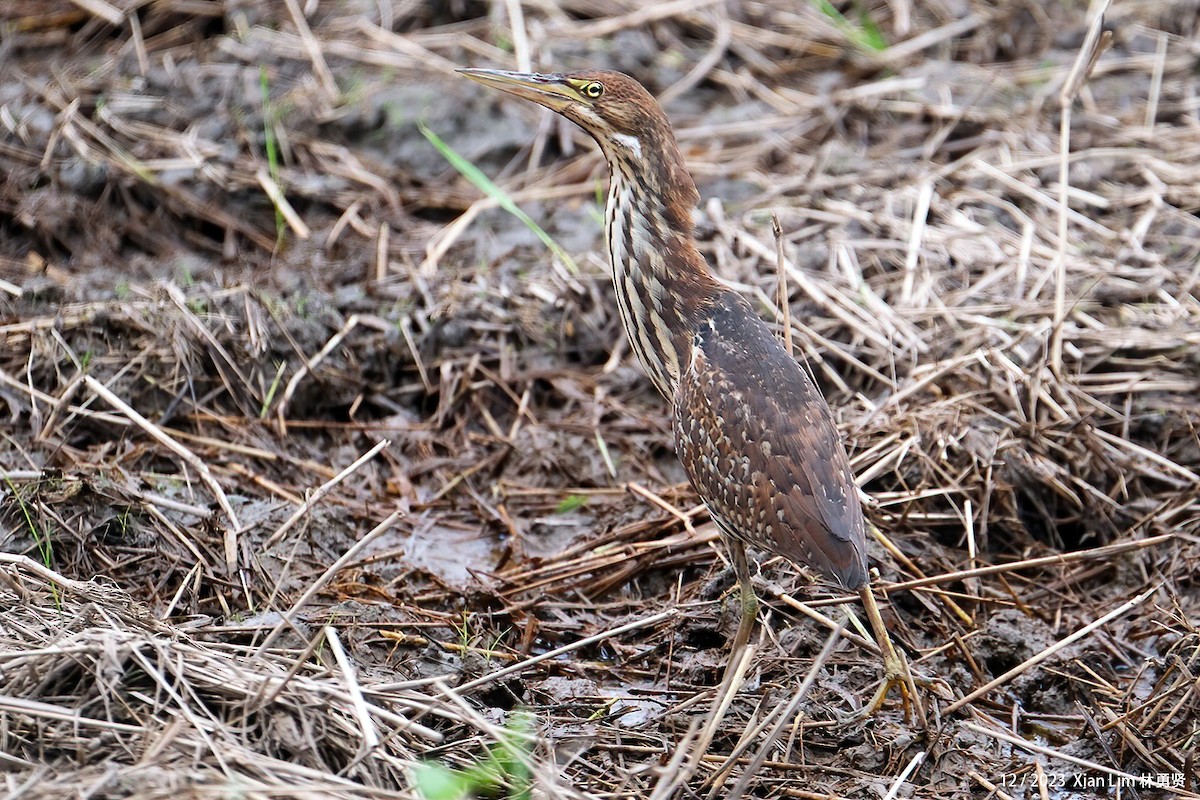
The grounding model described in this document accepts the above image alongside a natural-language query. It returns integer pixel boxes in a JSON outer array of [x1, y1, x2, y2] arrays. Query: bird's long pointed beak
[[457, 68, 582, 112]]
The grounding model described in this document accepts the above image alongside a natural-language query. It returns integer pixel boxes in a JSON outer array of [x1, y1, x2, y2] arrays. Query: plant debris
[[1, 1, 1199, 797]]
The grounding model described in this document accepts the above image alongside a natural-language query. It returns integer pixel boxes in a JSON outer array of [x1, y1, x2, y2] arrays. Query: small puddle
[[364, 520, 502, 585]]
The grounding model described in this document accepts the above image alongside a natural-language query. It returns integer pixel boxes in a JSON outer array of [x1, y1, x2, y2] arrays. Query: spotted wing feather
[[674, 293, 869, 590]]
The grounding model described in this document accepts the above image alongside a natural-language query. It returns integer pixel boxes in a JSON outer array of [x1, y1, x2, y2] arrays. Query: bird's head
[[459, 67, 700, 217], [458, 68, 668, 163]]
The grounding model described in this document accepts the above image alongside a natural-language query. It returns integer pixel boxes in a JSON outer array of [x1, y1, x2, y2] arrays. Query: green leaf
[[555, 494, 588, 514], [413, 763, 469, 800]]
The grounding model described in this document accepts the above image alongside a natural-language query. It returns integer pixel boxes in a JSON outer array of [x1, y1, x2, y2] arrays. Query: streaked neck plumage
[[594, 128, 724, 400]]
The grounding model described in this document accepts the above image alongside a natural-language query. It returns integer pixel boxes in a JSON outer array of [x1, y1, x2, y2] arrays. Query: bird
[[459, 67, 914, 717]]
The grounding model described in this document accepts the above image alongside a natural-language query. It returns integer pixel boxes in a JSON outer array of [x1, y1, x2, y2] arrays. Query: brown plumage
[[677, 297, 868, 591], [459, 67, 910, 716]]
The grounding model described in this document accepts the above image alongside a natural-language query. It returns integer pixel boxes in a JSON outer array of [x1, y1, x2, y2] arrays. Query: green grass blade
[[815, 0, 888, 52], [420, 123, 578, 274], [260, 66, 286, 244], [2, 474, 59, 606], [855, 8, 888, 52]]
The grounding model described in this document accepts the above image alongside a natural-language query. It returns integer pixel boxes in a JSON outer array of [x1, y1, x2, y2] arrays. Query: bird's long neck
[[599, 133, 723, 400]]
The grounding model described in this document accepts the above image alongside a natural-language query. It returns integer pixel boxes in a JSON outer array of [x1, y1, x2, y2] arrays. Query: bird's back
[[674, 292, 869, 590]]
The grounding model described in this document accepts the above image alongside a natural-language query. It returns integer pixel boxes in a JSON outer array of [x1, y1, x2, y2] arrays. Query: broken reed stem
[[770, 587, 879, 654], [275, 313, 362, 433], [945, 584, 1157, 714], [254, 166, 311, 240], [883, 533, 1175, 593], [691, 641, 757, 779], [963, 721, 1200, 796], [772, 212, 793, 356], [883, 750, 927, 800], [717, 618, 848, 799], [1050, 1, 1112, 373], [324, 625, 380, 748], [647, 719, 703, 800], [436, 610, 677, 697], [82, 375, 241, 568]]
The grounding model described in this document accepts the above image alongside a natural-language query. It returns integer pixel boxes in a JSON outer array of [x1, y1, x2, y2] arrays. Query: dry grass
[[2, 0, 1200, 797]]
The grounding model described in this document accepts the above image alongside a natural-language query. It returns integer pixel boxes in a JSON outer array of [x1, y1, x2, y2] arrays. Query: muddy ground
[[1, 1, 1199, 798]]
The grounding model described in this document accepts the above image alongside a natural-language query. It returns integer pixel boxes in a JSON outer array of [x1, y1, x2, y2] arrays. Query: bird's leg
[[852, 584, 918, 722], [692, 539, 759, 758], [729, 538, 758, 656]]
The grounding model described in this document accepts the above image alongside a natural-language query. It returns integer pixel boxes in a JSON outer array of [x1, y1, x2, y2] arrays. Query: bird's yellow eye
[[580, 81, 604, 99]]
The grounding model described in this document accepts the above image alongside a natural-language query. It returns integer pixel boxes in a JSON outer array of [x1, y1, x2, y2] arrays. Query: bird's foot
[[838, 648, 933, 725], [865, 648, 914, 717]]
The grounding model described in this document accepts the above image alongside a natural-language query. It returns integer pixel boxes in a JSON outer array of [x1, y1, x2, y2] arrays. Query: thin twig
[[264, 438, 391, 546], [256, 510, 404, 655]]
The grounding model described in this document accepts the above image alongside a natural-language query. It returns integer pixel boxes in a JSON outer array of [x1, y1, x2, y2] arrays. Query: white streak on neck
[[611, 133, 643, 160]]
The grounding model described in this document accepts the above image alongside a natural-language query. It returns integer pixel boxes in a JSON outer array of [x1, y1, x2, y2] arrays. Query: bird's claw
[[837, 647, 933, 725]]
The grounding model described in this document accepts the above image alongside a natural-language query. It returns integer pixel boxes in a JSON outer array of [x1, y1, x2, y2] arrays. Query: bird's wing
[[673, 294, 868, 590]]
